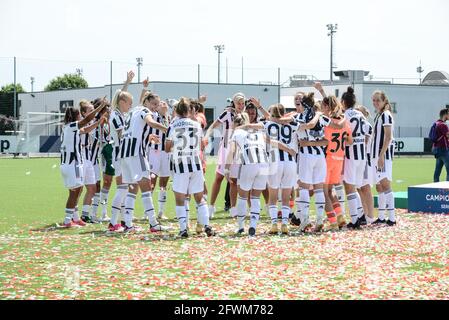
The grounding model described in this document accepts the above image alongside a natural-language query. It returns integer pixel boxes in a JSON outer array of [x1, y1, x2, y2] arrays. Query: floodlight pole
[[327, 24, 338, 82], [136, 57, 143, 83], [214, 45, 225, 84]]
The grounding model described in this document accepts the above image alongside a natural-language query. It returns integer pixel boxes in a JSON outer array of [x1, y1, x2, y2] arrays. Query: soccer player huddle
[[59, 72, 397, 238]]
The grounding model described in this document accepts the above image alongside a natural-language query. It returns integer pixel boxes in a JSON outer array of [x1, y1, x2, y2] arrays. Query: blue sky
[[1, 0, 448, 91]]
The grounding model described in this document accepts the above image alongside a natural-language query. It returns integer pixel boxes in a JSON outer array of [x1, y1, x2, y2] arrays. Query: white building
[[281, 70, 449, 139]]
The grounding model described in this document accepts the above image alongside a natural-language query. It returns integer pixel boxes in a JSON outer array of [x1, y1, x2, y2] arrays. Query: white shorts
[[148, 149, 171, 178], [238, 163, 269, 192], [361, 157, 374, 187], [93, 162, 101, 182], [371, 157, 393, 184], [343, 158, 366, 188], [216, 144, 240, 179], [121, 155, 150, 184], [83, 160, 97, 186], [172, 170, 205, 195], [298, 155, 327, 185], [269, 161, 298, 189], [113, 157, 122, 177], [61, 162, 84, 190]]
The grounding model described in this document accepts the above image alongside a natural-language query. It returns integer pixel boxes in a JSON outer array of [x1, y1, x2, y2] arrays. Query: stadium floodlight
[[327, 24, 338, 82], [214, 45, 225, 84], [136, 57, 143, 83], [30, 77, 35, 93], [417, 60, 424, 85]]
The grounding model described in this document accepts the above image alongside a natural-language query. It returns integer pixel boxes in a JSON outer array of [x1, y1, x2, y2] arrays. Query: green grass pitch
[[1, 156, 449, 300]]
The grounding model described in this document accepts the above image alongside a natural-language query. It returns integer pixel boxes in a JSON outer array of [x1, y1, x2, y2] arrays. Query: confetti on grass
[[1, 210, 449, 300]]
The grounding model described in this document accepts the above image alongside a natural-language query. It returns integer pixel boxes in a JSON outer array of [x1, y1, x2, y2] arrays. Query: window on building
[[59, 100, 74, 113], [205, 108, 215, 129], [446, 104, 449, 109], [391, 102, 397, 114]]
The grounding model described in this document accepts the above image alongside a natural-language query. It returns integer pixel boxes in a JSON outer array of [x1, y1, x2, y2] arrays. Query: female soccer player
[[226, 112, 296, 236], [341, 87, 371, 229], [355, 105, 375, 225], [165, 98, 215, 238], [204, 93, 246, 219], [119, 89, 169, 233], [371, 91, 396, 226], [239, 102, 299, 235], [60, 100, 107, 227], [322, 96, 353, 231]]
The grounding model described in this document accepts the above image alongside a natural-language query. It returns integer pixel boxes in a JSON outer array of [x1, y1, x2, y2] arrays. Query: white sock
[[315, 189, 326, 225], [230, 207, 238, 218], [124, 193, 136, 228], [237, 196, 247, 230], [385, 190, 396, 222], [378, 192, 386, 220], [64, 208, 74, 225], [335, 185, 346, 215], [73, 206, 80, 221], [91, 193, 100, 218], [111, 185, 127, 226], [281, 206, 290, 225], [176, 206, 187, 232], [158, 190, 167, 216], [299, 189, 310, 222], [185, 198, 190, 225], [82, 204, 91, 218], [366, 216, 374, 224], [295, 197, 301, 219], [356, 193, 365, 219], [100, 188, 109, 216], [347, 193, 358, 224], [208, 205, 215, 218], [249, 197, 261, 230], [142, 192, 157, 226], [269, 205, 278, 225], [197, 202, 209, 227]]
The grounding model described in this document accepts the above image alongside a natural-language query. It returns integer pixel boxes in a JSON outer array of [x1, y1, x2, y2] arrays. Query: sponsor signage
[[408, 182, 449, 214]]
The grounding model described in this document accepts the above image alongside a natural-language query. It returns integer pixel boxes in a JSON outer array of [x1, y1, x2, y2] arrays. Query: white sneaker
[[150, 224, 170, 232], [158, 212, 169, 221], [299, 217, 311, 232], [101, 215, 110, 222], [208, 206, 215, 219]]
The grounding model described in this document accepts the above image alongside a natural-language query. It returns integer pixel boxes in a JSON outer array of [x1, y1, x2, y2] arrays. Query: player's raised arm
[[121, 71, 135, 92], [144, 113, 167, 133], [140, 77, 150, 105], [313, 82, 327, 99]]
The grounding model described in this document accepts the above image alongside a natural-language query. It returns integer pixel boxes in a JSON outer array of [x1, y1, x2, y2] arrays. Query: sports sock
[[269, 205, 278, 225], [158, 189, 167, 215], [185, 198, 190, 226], [326, 211, 337, 224], [142, 192, 157, 226], [385, 190, 396, 222], [333, 202, 342, 216], [249, 197, 261, 230], [295, 197, 301, 219], [82, 204, 91, 218], [124, 193, 137, 228], [175, 206, 187, 232], [64, 208, 75, 225], [299, 189, 310, 222], [347, 193, 359, 224], [281, 206, 290, 225], [111, 185, 128, 226], [237, 196, 247, 230], [100, 188, 109, 216], [91, 193, 100, 218], [197, 202, 210, 227], [315, 189, 326, 225], [73, 206, 80, 221], [335, 185, 346, 215], [378, 192, 386, 221], [356, 193, 365, 219]]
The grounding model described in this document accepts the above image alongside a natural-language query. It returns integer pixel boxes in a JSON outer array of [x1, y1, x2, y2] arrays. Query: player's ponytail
[[342, 87, 356, 109], [176, 97, 191, 117], [269, 104, 286, 119]]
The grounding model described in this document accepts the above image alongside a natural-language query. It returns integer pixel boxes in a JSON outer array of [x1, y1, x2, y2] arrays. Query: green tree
[[0, 83, 26, 94], [45, 73, 88, 91]]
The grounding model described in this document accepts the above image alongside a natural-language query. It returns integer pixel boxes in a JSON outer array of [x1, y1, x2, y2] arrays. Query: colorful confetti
[[1, 210, 448, 300]]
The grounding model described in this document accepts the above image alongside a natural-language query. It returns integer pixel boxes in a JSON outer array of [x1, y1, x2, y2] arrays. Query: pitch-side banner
[[0, 136, 18, 153], [394, 138, 424, 153]]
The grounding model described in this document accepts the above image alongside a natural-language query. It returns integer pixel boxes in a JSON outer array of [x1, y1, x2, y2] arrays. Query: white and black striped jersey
[[166, 117, 203, 174], [263, 120, 299, 162], [231, 129, 269, 165], [345, 108, 371, 161], [90, 126, 102, 164], [371, 110, 395, 161], [120, 106, 153, 159], [110, 109, 125, 160], [364, 120, 374, 166], [217, 110, 235, 149], [60, 122, 82, 165], [147, 111, 170, 152], [80, 120, 94, 162], [297, 112, 331, 156]]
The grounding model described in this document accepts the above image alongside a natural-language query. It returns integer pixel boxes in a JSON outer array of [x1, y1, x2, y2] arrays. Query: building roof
[[422, 71, 449, 85]]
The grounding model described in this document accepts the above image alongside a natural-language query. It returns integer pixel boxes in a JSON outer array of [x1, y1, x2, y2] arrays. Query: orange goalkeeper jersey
[[324, 118, 352, 160]]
